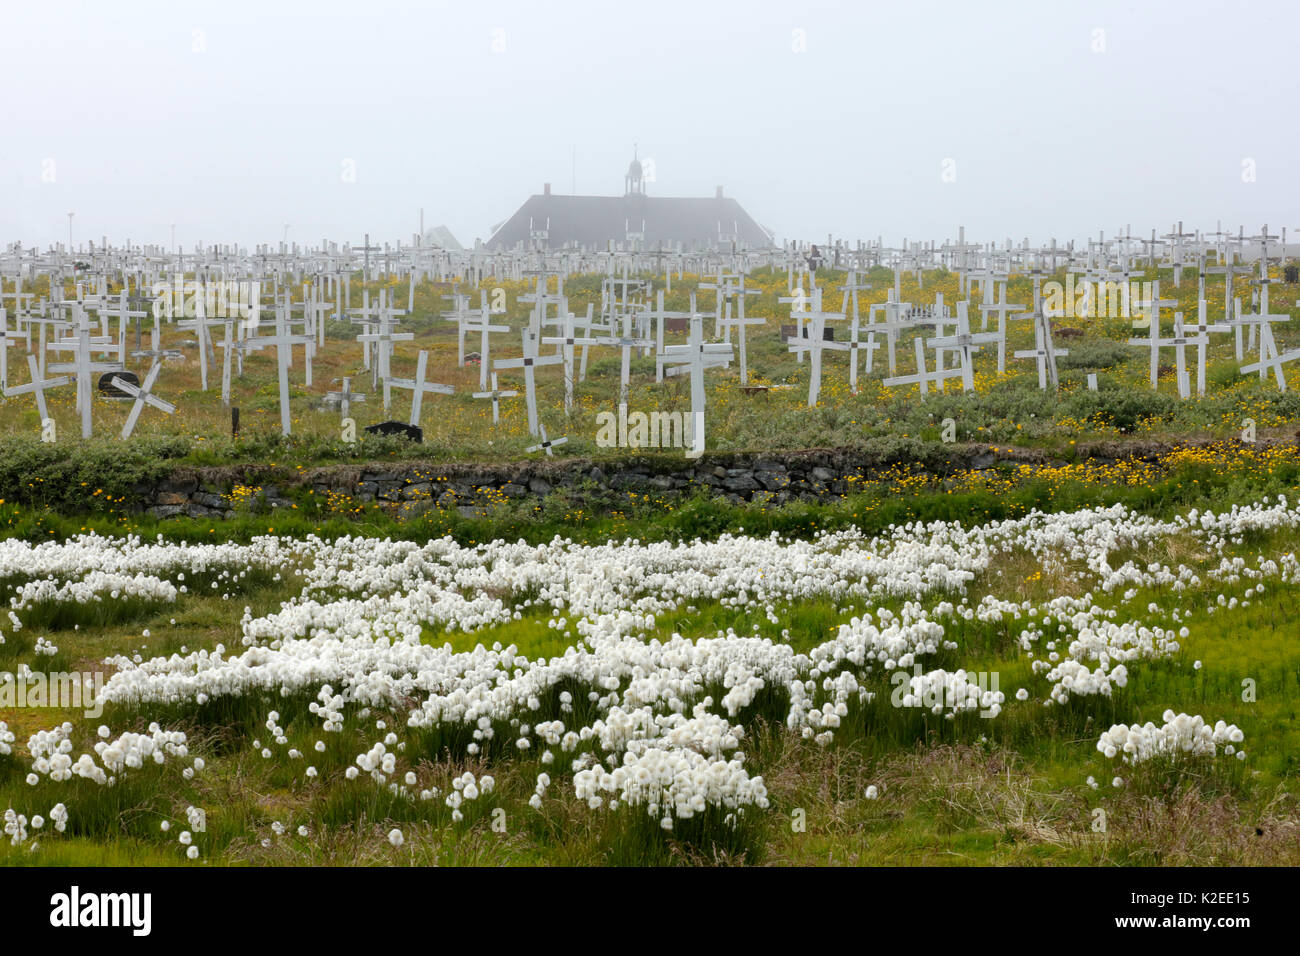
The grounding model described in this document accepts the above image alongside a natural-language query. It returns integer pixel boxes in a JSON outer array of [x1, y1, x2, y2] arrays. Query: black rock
[[98, 370, 139, 398], [364, 421, 423, 442]]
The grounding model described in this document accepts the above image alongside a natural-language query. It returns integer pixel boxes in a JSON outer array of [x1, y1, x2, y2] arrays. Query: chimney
[[716, 186, 724, 199], [544, 183, 551, 196]]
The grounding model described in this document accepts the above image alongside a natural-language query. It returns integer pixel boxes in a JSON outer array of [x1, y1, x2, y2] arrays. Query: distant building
[[420, 225, 462, 251], [486, 152, 773, 251]]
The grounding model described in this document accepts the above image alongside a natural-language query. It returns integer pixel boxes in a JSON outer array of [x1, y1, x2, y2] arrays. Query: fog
[[3, 0, 1295, 249]]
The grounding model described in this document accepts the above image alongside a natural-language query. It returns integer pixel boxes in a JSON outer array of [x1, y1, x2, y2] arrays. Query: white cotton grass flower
[[387, 828, 404, 847], [864, 785, 879, 800], [1096, 713, 1245, 766], [7, 489, 1296, 847]]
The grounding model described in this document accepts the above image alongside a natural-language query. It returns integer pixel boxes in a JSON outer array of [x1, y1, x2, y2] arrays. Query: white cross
[[877, 289, 915, 375], [129, 318, 183, 365], [662, 311, 733, 458], [306, 286, 332, 349], [572, 303, 607, 384], [844, 314, 881, 393], [978, 281, 1022, 374], [3, 355, 69, 424], [440, 291, 475, 366], [494, 329, 562, 436], [882, 335, 964, 395], [1205, 255, 1246, 359], [927, 301, 1002, 393], [23, 306, 72, 377], [175, 301, 224, 393], [464, 293, 510, 390], [323, 376, 366, 420], [839, 268, 871, 326], [95, 289, 150, 367], [112, 362, 176, 439], [717, 281, 765, 386], [356, 291, 414, 411], [596, 309, 655, 408], [214, 312, 247, 407], [0, 307, 17, 392], [244, 305, 313, 436], [648, 290, 693, 383], [1127, 281, 1177, 388], [1239, 321, 1297, 391], [778, 286, 812, 363], [1187, 299, 1230, 397], [1014, 308, 1069, 391], [787, 287, 845, 407], [519, 272, 567, 339], [46, 304, 125, 438], [388, 350, 454, 428], [525, 423, 567, 457], [472, 371, 517, 423], [1165, 313, 1196, 399], [541, 309, 602, 415], [348, 290, 382, 370]]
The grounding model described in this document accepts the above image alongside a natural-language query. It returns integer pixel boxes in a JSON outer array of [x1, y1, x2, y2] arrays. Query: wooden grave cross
[[112, 362, 176, 439]]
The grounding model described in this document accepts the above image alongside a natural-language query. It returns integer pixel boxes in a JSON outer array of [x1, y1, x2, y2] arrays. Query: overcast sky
[[3, 0, 1295, 251]]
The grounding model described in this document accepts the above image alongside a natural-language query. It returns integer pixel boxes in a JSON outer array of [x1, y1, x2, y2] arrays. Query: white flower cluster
[[3, 492, 1292, 839], [3, 809, 29, 846], [354, 740, 397, 782], [444, 772, 493, 822], [8, 571, 178, 615], [0, 721, 14, 756], [896, 668, 1005, 718], [1096, 711, 1246, 765], [26, 723, 188, 786], [529, 773, 551, 810], [573, 748, 768, 827]]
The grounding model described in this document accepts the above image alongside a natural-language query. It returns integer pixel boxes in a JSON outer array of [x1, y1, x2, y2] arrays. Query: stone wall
[[47, 434, 1300, 520], [128, 442, 1060, 520]]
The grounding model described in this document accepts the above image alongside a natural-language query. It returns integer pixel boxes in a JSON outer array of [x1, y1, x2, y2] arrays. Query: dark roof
[[486, 192, 773, 251]]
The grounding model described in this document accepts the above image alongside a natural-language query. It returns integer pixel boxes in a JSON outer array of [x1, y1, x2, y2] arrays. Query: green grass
[[2, 457, 1299, 866], [2, 264, 1300, 518]]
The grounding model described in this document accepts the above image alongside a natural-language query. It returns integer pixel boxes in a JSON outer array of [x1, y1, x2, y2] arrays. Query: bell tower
[[624, 144, 646, 197]]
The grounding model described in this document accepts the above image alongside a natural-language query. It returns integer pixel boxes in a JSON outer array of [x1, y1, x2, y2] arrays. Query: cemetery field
[[4, 255, 1300, 869], [2, 265, 1299, 473], [1, 459, 1300, 867]]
